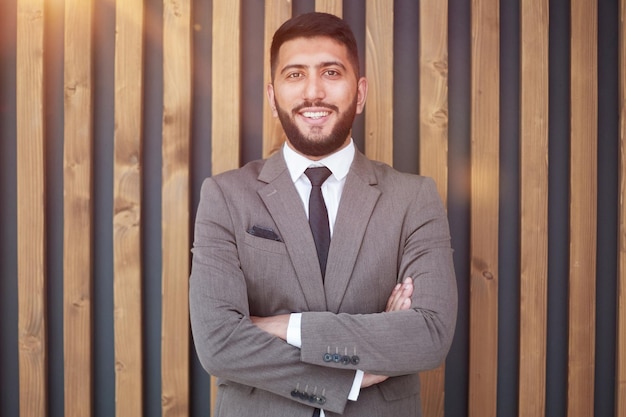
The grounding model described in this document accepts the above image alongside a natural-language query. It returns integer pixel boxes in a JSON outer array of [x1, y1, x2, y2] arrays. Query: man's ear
[[266, 83, 279, 117], [356, 77, 368, 114]]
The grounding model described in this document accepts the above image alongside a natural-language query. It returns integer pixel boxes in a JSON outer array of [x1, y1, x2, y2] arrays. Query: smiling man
[[268, 34, 366, 159], [190, 12, 457, 417]]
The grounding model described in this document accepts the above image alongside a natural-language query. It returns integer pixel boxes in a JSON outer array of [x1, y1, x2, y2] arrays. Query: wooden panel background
[[468, 0, 500, 416], [518, 0, 549, 416], [113, 0, 144, 414], [568, 1, 598, 416], [16, 0, 47, 416], [63, 1, 94, 417], [3, 0, 625, 416]]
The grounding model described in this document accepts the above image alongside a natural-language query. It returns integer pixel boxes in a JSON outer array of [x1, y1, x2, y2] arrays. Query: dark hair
[[270, 12, 360, 81]]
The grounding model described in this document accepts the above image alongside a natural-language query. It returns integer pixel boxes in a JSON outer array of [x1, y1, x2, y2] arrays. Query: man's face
[[267, 36, 367, 159]]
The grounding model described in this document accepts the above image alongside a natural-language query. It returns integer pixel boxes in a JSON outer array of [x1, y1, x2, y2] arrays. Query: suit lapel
[[325, 152, 381, 312], [257, 153, 327, 311]]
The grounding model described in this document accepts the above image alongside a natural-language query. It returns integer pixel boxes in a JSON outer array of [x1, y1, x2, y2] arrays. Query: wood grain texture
[[418, 1, 448, 416], [262, 0, 291, 157], [468, 1, 500, 416], [567, 1, 598, 416], [365, 0, 393, 165], [419, 0, 449, 205], [63, 0, 94, 415], [315, 0, 342, 17], [162, 0, 192, 415], [210, 0, 244, 409], [619, 2, 626, 415], [16, 0, 47, 415], [113, 0, 144, 415], [518, 1, 549, 416], [212, 0, 241, 173]]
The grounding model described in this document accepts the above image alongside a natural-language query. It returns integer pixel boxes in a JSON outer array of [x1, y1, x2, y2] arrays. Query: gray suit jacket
[[189, 150, 457, 417]]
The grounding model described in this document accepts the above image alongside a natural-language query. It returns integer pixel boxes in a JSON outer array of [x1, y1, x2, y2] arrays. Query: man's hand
[[362, 277, 414, 387], [251, 278, 414, 388], [385, 277, 414, 312], [250, 314, 290, 341]]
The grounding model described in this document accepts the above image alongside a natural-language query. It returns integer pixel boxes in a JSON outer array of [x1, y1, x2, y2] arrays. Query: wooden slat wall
[[9, 0, 626, 416], [418, 1, 449, 417], [518, 0, 549, 416], [16, 0, 47, 415], [209, 0, 243, 409], [568, 1, 598, 416], [161, 0, 192, 415], [211, 0, 241, 174], [113, 0, 144, 415], [468, 0, 500, 416], [63, 0, 94, 415], [262, 0, 291, 157], [364, 0, 393, 163]]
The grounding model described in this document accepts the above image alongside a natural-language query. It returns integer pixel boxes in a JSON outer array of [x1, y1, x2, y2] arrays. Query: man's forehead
[[277, 37, 352, 69]]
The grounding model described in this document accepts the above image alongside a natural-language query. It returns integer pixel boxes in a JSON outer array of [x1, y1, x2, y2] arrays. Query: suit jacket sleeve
[[299, 175, 457, 376], [189, 175, 356, 415]]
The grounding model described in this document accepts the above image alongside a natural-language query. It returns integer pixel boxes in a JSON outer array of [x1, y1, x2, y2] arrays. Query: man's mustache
[[292, 101, 339, 113]]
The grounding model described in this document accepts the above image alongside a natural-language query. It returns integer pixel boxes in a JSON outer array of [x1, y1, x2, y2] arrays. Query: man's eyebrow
[[279, 61, 347, 75], [319, 61, 347, 70], [279, 64, 307, 75]]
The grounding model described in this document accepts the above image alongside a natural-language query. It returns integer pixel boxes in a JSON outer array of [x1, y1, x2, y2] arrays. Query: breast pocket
[[242, 231, 287, 254], [240, 233, 302, 314]]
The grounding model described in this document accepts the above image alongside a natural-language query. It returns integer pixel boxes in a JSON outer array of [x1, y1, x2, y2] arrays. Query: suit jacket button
[[317, 396, 327, 405], [341, 355, 351, 365], [351, 355, 360, 365], [332, 353, 342, 363], [323, 353, 333, 362]]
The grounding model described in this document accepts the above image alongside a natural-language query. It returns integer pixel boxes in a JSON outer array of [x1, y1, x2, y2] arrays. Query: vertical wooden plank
[[468, 0, 499, 416], [16, 0, 47, 415], [567, 1, 598, 416], [418, 1, 448, 416], [162, 0, 192, 415], [365, 0, 393, 165], [618, 1, 626, 414], [63, 0, 94, 415], [518, 1, 549, 416], [210, 0, 244, 410], [113, 0, 144, 415], [212, 0, 241, 174], [419, 0, 449, 205], [262, 0, 291, 157], [315, 0, 342, 17]]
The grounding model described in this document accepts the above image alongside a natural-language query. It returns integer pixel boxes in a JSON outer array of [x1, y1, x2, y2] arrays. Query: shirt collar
[[283, 140, 355, 183]]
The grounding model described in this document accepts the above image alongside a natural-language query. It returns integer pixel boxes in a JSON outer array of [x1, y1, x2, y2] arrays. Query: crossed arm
[[251, 277, 415, 388]]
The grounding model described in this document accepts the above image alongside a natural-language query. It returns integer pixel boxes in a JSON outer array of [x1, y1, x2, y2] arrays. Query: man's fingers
[[385, 283, 402, 311], [385, 277, 414, 312], [361, 373, 389, 388]]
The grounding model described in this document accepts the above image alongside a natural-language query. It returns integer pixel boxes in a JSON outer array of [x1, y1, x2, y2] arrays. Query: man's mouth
[[301, 111, 330, 119]]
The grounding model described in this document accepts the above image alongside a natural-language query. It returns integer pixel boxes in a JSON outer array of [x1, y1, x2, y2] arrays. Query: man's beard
[[276, 97, 357, 158]]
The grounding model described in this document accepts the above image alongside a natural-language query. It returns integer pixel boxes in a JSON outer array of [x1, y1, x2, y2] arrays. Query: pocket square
[[246, 225, 282, 242]]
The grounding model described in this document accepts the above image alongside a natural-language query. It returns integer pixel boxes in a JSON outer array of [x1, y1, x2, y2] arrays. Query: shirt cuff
[[286, 313, 302, 348], [348, 370, 364, 401]]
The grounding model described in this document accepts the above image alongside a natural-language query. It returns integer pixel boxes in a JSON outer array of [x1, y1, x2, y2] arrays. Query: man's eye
[[287, 73, 303, 79], [324, 69, 340, 77]]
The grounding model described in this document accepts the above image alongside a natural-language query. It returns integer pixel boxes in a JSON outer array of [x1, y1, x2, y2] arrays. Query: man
[[190, 12, 457, 417]]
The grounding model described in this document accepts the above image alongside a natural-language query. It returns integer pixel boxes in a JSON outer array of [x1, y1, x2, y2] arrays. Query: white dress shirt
[[282, 140, 364, 414]]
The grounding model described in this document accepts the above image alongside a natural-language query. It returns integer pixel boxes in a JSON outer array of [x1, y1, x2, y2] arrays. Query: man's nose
[[303, 75, 325, 101]]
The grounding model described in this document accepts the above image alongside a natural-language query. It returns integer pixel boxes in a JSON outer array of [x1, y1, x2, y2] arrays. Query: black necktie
[[305, 167, 332, 280]]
